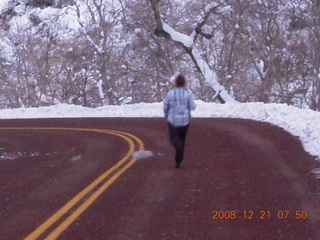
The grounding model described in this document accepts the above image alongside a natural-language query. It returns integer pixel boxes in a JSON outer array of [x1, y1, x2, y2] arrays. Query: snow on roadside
[[0, 101, 319, 159], [194, 102, 320, 158]]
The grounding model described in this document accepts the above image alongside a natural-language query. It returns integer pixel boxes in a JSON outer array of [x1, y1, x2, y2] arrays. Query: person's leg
[[168, 123, 190, 168], [180, 124, 189, 142], [168, 123, 179, 148], [175, 146, 183, 168], [168, 123, 183, 168], [175, 124, 189, 167]]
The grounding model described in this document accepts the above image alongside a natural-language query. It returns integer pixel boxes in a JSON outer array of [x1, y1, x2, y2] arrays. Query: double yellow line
[[0, 127, 143, 240]]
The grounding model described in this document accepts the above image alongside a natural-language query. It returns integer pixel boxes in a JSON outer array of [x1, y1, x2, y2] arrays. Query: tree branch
[[148, 0, 237, 103], [194, 3, 221, 40], [149, 0, 170, 38]]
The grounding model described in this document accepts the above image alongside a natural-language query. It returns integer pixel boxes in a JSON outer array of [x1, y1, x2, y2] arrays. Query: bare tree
[[1, 0, 320, 110], [309, 0, 320, 110], [0, 47, 15, 108], [148, 0, 237, 103], [74, 0, 134, 105], [117, 0, 177, 103]]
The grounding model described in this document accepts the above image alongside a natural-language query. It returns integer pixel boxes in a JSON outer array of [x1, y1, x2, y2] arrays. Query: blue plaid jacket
[[163, 88, 196, 127]]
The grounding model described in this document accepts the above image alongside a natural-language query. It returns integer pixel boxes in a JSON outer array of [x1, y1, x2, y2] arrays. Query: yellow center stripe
[[0, 127, 143, 240]]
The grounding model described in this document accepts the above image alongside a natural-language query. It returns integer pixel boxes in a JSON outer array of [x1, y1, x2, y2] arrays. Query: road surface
[[0, 118, 319, 240]]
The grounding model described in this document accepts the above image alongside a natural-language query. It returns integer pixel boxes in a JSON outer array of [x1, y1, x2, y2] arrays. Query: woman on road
[[163, 74, 196, 168]]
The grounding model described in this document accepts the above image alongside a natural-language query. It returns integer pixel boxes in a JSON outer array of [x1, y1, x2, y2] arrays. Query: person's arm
[[189, 93, 196, 111], [163, 93, 170, 119]]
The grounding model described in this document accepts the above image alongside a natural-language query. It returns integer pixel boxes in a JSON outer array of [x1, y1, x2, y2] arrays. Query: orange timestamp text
[[212, 210, 308, 220]]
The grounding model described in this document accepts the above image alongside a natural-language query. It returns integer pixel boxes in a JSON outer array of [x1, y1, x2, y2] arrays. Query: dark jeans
[[168, 123, 189, 164]]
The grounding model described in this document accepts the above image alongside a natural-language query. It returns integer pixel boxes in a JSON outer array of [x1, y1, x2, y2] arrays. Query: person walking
[[163, 74, 196, 168]]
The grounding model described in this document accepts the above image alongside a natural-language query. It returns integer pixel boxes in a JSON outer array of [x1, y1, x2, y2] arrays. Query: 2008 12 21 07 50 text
[[212, 210, 308, 220]]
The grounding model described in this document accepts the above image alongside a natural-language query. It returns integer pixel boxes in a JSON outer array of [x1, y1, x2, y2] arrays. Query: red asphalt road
[[0, 118, 320, 240]]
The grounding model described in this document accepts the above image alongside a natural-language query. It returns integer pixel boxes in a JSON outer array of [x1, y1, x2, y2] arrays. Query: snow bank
[[0, 101, 319, 159]]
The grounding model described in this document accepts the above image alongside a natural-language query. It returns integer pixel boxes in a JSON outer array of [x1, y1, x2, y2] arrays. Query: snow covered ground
[[0, 101, 319, 160], [0, 0, 9, 10]]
